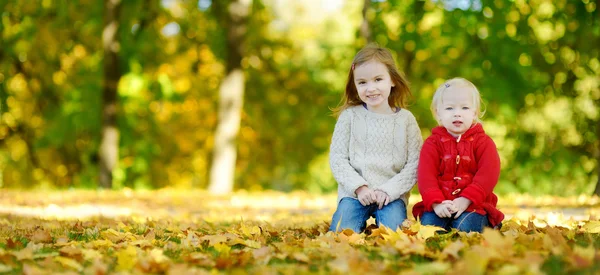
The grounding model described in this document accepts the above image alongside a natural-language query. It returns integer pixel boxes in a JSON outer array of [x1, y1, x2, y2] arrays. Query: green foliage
[[0, 0, 598, 195]]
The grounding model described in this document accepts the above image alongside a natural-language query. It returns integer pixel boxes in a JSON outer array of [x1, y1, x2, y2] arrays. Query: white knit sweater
[[329, 105, 422, 206]]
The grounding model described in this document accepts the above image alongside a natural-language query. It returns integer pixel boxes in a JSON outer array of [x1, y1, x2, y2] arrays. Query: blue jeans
[[329, 197, 407, 233], [420, 211, 488, 233]]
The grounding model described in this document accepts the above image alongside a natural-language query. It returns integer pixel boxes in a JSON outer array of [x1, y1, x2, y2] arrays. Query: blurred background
[[0, 0, 598, 196]]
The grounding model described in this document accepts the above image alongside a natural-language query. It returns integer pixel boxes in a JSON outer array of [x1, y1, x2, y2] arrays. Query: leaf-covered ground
[[0, 190, 599, 274]]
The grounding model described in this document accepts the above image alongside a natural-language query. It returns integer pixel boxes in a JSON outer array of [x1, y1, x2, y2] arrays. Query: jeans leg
[[329, 197, 371, 233], [420, 211, 451, 231], [374, 199, 407, 231], [451, 212, 488, 233]]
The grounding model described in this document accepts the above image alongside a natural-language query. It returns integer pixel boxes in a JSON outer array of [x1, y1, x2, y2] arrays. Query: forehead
[[353, 60, 389, 78], [440, 87, 474, 104]]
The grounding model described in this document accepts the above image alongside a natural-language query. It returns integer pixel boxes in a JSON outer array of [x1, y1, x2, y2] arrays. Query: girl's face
[[353, 60, 395, 114], [436, 87, 477, 137]]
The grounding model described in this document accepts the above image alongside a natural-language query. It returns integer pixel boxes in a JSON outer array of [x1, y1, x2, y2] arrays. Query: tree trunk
[[208, 0, 250, 194], [360, 0, 372, 43], [99, 0, 121, 189], [594, 111, 600, 196], [592, 0, 600, 196]]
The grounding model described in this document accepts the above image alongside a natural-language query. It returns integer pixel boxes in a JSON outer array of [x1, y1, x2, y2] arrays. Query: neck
[[365, 104, 395, 114]]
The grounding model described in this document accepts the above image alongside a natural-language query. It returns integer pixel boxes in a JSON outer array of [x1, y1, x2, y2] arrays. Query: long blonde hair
[[431, 77, 486, 124], [332, 44, 411, 117]]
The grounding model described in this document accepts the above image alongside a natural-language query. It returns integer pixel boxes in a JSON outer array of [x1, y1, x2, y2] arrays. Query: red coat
[[412, 123, 504, 227]]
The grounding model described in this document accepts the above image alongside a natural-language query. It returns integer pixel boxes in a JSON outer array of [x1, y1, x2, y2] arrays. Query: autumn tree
[[208, 0, 252, 194]]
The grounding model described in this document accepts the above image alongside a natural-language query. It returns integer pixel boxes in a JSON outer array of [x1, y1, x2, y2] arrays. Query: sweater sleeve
[[375, 114, 423, 202], [459, 136, 500, 206], [329, 109, 368, 196], [417, 137, 446, 211]]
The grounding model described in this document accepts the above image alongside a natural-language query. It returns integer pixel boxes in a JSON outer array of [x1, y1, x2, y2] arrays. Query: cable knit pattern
[[329, 105, 423, 206]]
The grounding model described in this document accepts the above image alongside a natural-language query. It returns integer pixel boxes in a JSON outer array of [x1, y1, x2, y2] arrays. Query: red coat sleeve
[[417, 137, 446, 211], [460, 136, 500, 206]]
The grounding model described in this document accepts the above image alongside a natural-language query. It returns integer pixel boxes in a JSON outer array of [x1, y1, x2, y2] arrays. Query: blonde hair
[[332, 44, 411, 117], [431, 77, 486, 124]]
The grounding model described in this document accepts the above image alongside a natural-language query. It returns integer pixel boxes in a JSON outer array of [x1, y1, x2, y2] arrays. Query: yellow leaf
[[88, 239, 113, 248], [460, 245, 491, 274], [130, 239, 153, 248], [150, 248, 169, 264], [55, 256, 83, 271], [582, 220, 600, 233], [440, 240, 465, 259], [240, 223, 261, 237], [0, 263, 12, 273], [12, 246, 33, 261], [418, 225, 445, 239], [414, 261, 451, 273], [244, 240, 262, 249], [201, 235, 228, 246], [183, 231, 200, 247], [292, 252, 310, 263], [482, 228, 505, 247], [82, 249, 103, 261], [213, 243, 231, 256], [116, 246, 138, 271], [101, 228, 124, 243]]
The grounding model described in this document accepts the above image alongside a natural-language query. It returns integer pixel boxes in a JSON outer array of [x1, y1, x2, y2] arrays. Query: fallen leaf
[[418, 225, 445, 239], [115, 246, 138, 271], [292, 252, 310, 263], [30, 229, 52, 243], [440, 240, 465, 260], [581, 221, 600, 233], [55, 256, 83, 271], [0, 264, 11, 273]]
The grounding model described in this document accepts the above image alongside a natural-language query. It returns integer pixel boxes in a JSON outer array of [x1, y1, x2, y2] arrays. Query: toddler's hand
[[374, 190, 390, 209], [452, 197, 472, 218], [355, 186, 376, 206], [433, 201, 455, 218]]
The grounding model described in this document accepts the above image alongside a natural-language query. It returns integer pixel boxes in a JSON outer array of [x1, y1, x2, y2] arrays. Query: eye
[[445, 107, 453, 110], [375, 78, 383, 82], [357, 81, 366, 85], [462, 107, 470, 110]]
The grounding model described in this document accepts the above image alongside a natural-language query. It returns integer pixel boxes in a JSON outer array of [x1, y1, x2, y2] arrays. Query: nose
[[366, 83, 377, 92]]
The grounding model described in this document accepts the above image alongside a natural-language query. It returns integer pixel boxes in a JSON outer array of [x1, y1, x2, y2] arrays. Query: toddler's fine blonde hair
[[431, 77, 486, 124]]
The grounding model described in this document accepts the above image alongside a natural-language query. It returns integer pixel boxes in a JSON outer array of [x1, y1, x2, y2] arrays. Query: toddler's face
[[436, 87, 477, 137], [353, 60, 395, 114]]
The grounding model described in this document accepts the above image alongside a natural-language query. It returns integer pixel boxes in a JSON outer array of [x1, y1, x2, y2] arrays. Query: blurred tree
[[99, 0, 122, 188], [208, 0, 251, 194], [360, 0, 373, 43]]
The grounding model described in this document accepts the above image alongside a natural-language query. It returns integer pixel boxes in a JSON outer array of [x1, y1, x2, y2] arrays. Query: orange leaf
[[30, 229, 52, 243]]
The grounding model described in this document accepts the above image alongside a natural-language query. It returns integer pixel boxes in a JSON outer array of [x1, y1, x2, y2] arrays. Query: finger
[[370, 192, 377, 203], [384, 196, 389, 206], [443, 208, 452, 218], [454, 210, 464, 219], [448, 206, 456, 214], [378, 198, 384, 209], [359, 197, 367, 206]]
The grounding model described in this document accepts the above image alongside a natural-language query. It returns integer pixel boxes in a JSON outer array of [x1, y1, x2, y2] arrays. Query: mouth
[[366, 94, 380, 99], [452, 120, 463, 126]]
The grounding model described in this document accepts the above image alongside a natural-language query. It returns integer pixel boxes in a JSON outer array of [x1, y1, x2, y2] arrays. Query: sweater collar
[[432, 123, 484, 142]]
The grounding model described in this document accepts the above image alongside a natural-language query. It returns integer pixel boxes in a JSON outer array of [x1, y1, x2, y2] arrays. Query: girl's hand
[[432, 201, 455, 218], [355, 186, 376, 206], [452, 197, 472, 218], [374, 190, 390, 209]]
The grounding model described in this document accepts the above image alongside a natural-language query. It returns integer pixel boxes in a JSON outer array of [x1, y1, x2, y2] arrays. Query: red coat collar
[[432, 123, 484, 142]]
